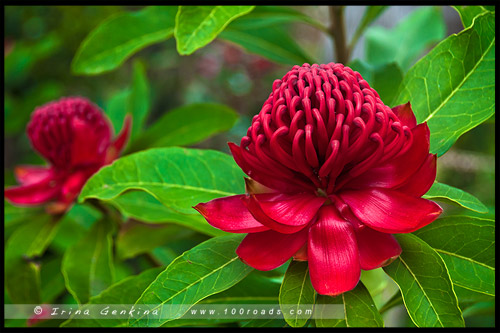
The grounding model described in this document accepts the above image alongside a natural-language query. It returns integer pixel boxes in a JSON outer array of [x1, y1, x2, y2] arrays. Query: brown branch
[[329, 6, 349, 64]]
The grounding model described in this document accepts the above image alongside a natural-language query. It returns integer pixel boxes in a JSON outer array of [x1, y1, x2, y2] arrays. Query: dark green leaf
[[383, 234, 464, 327], [453, 6, 490, 28], [79, 147, 246, 215], [108, 191, 226, 237], [423, 182, 488, 213], [313, 294, 345, 328], [392, 12, 495, 156], [62, 267, 163, 327], [105, 88, 130, 137], [129, 103, 238, 152], [175, 6, 254, 55], [219, 25, 314, 65], [116, 220, 194, 260], [61, 219, 115, 304], [222, 6, 327, 32], [128, 234, 253, 327], [279, 261, 315, 327], [348, 59, 404, 104], [128, 59, 151, 139], [365, 7, 445, 71], [413, 216, 494, 296], [40, 257, 66, 303], [5, 215, 60, 304], [72, 6, 178, 75]]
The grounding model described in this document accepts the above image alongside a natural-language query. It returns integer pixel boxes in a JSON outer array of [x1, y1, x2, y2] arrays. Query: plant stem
[[329, 6, 349, 64]]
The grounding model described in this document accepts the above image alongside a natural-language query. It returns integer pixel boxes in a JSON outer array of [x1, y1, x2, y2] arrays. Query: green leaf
[[383, 234, 464, 327], [279, 261, 316, 327], [423, 182, 488, 213], [128, 234, 253, 327], [348, 59, 404, 104], [221, 6, 327, 32], [219, 24, 314, 65], [313, 281, 383, 327], [5, 215, 60, 304], [108, 191, 226, 237], [349, 6, 388, 50], [79, 147, 246, 215], [62, 267, 163, 327], [453, 6, 490, 28], [61, 219, 115, 304], [72, 6, 178, 75], [104, 59, 150, 142], [129, 103, 238, 152], [40, 257, 67, 303], [392, 12, 495, 156], [413, 216, 494, 296], [175, 6, 254, 55], [365, 7, 445, 71], [116, 220, 194, 260], [128, 59, 151, 138]]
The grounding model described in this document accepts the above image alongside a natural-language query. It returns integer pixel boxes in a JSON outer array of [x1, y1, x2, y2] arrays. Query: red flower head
[[5, 97, 131, 213], [195, 63, 442, 296]]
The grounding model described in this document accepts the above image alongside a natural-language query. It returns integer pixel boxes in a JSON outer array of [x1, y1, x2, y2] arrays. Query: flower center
[[239, 63, 412, 194]]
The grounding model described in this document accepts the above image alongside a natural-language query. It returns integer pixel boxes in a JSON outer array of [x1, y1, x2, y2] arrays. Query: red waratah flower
[[195, 63, 442, 296], [5, 97, 131, 213]]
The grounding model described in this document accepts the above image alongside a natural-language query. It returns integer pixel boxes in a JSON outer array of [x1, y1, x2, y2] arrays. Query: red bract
[[5, 97, 131, 213], [195, 63, 442, 296]]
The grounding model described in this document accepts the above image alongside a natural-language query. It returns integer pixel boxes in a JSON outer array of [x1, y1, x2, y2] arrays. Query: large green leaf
[[61, 219, 115, 304], [453, 6, 491, 28], [348, 59, 404, 104], [279, 261, 316, 327], [383, 234, 464, 327], [5, 215, 60, 304], [174, 6, 254, 55], [219, 24, 314, 65], [423, 182, 488, 213], [108, 191, 225, 237], [129, 103, 238, 152], [313, 282, 383, 327], [128, 234, 253, 327], [40, 257, 67, 304], [413, 216, 494, 296], [365, 6, 445, 71], [72, 6, 177, 75], [62, 267, 163, 327], [79, 147, 246, 215], [392, 12, 495, 156]]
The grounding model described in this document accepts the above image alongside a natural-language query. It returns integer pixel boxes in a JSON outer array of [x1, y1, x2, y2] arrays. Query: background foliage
[[4, 5, 495, 328]]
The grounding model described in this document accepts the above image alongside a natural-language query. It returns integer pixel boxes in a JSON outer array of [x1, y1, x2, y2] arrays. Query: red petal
[[14, 165, 54, 185], [236, 227, 309, 271], [194, 195, 269, 233], [70, 115, 111, 167], [339, 188, 442, 234], [342, 123, 431, 191], [105, 114, 132, 164], [244, 192, 325, 234], [395, 154, 437, 197], [228, 143, 312, 194], [308, 205, 360, 296], [59, 169, 94, 205], [355, 226, 402, 270], [5, 176, 60, 205], [392, 102, 417, 129], [293, 243, 308, 261]]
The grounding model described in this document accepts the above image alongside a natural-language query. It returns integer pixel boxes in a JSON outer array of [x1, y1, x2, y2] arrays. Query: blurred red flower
[[5, 97, 131, 214], [195, 63, 442, 296]]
